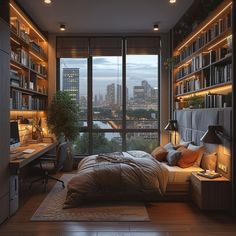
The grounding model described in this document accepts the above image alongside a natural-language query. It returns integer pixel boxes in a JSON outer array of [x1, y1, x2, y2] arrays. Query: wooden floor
[[0, 173, 236, 236]]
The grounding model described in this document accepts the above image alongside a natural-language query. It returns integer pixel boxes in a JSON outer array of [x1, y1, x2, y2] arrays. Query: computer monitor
[[10, 121, 20, 150]]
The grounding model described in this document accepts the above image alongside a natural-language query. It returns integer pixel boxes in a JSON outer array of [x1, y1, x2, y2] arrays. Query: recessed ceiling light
[[60, 24, 66, 31], [169, 0, 176, 3], [44, 0, 52, 4], [153, 24, 159, 31]]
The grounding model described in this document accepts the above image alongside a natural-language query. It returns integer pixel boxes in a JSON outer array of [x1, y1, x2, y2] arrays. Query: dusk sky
[[60, 55, 158, 98]]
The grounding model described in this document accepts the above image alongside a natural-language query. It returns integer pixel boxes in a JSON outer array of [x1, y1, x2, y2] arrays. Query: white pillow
[[188, 143, 205, 167]]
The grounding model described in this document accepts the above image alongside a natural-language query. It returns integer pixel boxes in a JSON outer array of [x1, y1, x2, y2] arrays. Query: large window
[[58, 37, 160, 155]]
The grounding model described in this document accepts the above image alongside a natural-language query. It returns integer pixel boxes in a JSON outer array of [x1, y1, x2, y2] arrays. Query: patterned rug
[[31, 174, 150, 222]]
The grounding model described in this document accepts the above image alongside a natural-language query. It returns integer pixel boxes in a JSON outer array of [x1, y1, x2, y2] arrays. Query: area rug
[[31, 174, 150, 222]]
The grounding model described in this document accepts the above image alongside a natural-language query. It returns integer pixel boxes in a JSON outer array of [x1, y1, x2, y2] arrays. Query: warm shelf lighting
[[29, 51, 44, 62], [44, 0, 52, 4], [10, 37, 20, 45], [10, 3, 46, 42], [177, 1, 232, 51], [208, 35, 231, 50], [153, 24, 159, 31], [10, 63, 23, 70], [177, 84, 232, 99], [60, 24, 66, 31], [169, 0, 176, 3]]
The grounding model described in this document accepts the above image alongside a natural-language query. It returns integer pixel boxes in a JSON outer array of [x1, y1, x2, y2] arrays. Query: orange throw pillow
[[177, 146, 199, 168], [151, 146, 168, 162]]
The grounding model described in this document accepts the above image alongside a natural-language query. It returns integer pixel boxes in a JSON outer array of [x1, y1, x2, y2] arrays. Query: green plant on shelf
[[183, 95, 205, 109], [164, 57, 177, 70]]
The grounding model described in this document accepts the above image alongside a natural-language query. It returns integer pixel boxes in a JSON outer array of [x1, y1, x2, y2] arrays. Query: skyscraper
[[106, 83, 115, 106], [117, 84, 122, 107], [62, 68, 80, 105]]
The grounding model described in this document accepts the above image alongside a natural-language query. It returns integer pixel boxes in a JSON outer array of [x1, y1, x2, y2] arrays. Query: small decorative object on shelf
[[173, 0, 232, 110]]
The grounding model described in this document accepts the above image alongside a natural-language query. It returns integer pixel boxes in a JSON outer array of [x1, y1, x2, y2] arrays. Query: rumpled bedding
[[64, 150, 168, 208]]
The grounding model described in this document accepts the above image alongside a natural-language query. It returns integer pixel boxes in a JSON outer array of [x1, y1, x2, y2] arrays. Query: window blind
[[90, 37, 122, 56], [56, 36, 160, 58], [126, 37, 160, 55], [56, 37, 89, 58]]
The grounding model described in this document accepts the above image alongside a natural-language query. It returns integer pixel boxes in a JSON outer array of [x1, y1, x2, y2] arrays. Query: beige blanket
[[64, 151, 168, 208]]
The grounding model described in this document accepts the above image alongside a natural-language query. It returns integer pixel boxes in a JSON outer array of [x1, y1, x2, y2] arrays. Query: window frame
[[56, 36, 161, 155]]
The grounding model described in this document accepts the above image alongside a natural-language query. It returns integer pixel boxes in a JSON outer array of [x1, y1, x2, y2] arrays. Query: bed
[[64, 151, 169, 207], [64, 150, 203, 207]]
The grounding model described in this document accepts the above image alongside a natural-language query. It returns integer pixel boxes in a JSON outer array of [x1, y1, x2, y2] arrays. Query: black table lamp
[[200, 125, 231, 144], [165, 120, 178, 144]]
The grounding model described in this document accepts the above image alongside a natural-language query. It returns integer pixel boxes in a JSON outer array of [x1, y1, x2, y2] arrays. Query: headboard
[[174, 108, 232, 179]]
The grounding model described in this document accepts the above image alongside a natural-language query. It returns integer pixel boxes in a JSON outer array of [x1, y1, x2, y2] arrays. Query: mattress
[[161, 162, 203, 184]]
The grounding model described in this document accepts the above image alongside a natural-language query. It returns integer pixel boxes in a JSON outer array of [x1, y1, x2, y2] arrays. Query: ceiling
[[17, 0, 194, 34]]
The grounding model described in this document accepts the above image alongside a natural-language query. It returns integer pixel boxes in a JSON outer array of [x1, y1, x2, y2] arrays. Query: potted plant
[[47, 91, 80, 171]]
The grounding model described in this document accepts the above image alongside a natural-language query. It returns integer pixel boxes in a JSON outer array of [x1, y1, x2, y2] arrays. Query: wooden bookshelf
[[9, 0, 48, 112], [173, 0, 232, 110]]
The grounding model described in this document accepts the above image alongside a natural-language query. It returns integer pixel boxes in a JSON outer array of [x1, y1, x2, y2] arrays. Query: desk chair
[[29, 142, 69, 192]]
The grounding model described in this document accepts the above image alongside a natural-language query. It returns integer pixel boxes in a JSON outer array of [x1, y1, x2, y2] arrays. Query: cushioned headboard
[[174, 108, 232, 179]]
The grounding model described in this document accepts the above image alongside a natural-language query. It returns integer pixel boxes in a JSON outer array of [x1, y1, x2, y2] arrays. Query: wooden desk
[[10, 142, 58, 172]]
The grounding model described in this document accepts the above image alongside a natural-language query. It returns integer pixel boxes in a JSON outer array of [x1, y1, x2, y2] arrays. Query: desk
[[10, 142, 58, 172]]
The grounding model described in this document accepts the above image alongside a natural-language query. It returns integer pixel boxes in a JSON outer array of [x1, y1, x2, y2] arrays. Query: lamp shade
[[165, 120, 177, 131], [200, 126, 222, 144]]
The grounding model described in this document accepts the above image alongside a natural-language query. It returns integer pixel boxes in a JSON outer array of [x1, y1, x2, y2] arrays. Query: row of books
[[205, 93, 225, 108], [10, 17, 30, 44], [176, 77, 201, 95], [10, 17, 47, 58], [10, 89, 47, 110], [176, 62, 232, 95], [211, 63, 232, 85], [11, 49, 28, 66], [176, 10, 232, 63], [10, 70, 29, 88], [176, 49, 231, 80], [30, 58, 47, 76], [30, 42, 47, 59]]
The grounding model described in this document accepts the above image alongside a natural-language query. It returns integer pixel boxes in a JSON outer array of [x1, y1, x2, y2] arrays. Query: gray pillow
[[166, 149, 181, 166], [164, 142, 175, 150]]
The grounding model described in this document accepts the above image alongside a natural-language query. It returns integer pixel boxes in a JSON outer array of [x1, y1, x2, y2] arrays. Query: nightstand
[[190, 173, 231, 210]]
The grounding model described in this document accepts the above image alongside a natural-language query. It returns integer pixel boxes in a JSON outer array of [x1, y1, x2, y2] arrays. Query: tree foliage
[[47, 91, 80, 141]]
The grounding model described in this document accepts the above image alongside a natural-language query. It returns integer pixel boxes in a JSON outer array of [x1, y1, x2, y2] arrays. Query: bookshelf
[[173, 0, 232, 110], [9, 0, 48, 112]]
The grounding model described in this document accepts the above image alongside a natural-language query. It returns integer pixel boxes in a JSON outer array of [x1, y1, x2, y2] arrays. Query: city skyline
[[60, 55, 158, 99]]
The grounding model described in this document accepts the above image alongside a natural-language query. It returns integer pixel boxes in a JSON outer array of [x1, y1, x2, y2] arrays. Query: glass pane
[[126, 132, 159, 153], [92, 56, 122, 128], [92, 132, 122, 154], [60, 58, 88, 124], [126, 55, 159, 130], [73, 132, 89, 155]]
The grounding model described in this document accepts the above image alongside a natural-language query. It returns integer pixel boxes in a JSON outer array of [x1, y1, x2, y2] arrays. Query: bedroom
[[0, 0, 236, 235]]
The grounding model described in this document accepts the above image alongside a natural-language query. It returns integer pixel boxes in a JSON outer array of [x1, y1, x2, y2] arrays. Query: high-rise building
[[142, 80, 152, 98], [133, 86, 145, 103], [106, 83, 115, 106], [62, 68, 80, 105], [117, 84, 122, 106]]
